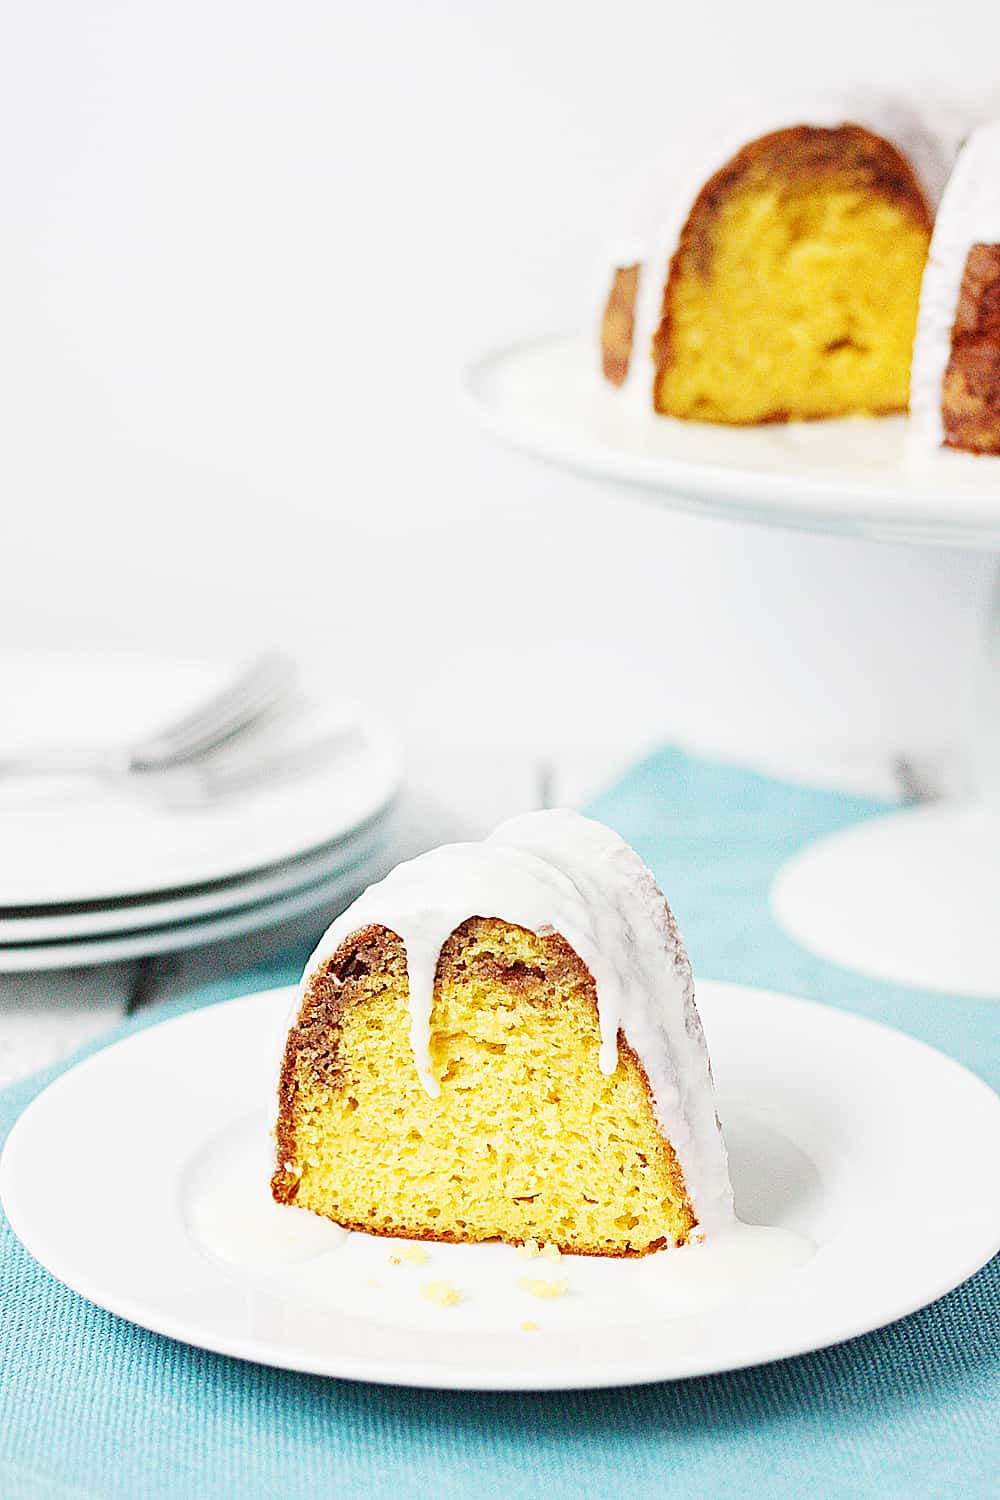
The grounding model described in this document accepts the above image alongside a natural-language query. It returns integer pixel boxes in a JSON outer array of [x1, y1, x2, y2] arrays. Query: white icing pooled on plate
[[187, 1116, 348, 1270], [297, 809, 734, 1235], [598, 89, 967, 413], [910, 120, 1000, 455]]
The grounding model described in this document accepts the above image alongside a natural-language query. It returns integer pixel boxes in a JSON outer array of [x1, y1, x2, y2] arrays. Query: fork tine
[[128, 655, 292, 769]]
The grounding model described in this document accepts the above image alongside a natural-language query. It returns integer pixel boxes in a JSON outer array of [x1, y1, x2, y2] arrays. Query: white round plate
[[0, 851, 386, 973], [3, 982, 997, 1389], [0, 651, 401, 906], [0, 813, 391, 944], [463, 334, 1000, 548]]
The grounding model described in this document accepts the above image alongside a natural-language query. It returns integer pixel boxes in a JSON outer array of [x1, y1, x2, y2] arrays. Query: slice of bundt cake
[[272, 811, 732, 1256], [651, 125, 932, 423], [599, 98, 953, 424], [911, 122, 1000, 455]]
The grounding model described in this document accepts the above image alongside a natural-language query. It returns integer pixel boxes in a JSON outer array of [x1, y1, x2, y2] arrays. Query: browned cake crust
[[272, 916, 695, 1255], [942, 243, 1000, 454], [600, 263, 640, 385], [651, 124, 933, 409]]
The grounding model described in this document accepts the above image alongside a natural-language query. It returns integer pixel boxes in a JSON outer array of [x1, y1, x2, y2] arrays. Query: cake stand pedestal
[[463, 332, 1000, 998], [772, 564, 1000, 997]]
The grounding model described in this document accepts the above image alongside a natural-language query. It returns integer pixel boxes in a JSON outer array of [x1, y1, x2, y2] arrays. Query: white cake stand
[[463, 333, 1000, 998]]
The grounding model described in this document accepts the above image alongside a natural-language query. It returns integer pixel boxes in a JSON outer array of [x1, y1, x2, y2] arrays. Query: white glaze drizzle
[[297, 809, 734, 1235], [910, 120, 1000, 454], [190, 1117, 349, 1270], [597, 89, 967, 412]]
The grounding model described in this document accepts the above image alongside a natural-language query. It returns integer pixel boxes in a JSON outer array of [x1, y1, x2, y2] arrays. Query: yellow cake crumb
[[367, 1280, 382, 1288], [279, 917, 696, 1255], [542, 1242, 562, 1262], [518, 1277, 568, 1300], [653, 133, 931, 424], [421, 1280, 463, 1307], [521, 1320, 539, 1332], [398, 1244, 428, 1265]]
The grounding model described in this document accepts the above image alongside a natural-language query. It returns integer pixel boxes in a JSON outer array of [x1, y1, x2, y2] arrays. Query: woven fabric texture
[[1, 749, 997, 1499]]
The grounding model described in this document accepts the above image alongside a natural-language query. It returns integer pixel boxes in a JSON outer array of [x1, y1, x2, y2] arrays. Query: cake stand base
[[770, 803, 1000, 998]]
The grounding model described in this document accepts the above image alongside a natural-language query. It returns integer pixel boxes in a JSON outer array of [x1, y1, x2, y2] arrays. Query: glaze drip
[[298, 809, 734, 1234], [910, 121, 1000, 453]]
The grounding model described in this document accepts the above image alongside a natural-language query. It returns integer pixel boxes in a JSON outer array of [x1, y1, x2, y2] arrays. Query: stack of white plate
[[0, 651, 401, 972]]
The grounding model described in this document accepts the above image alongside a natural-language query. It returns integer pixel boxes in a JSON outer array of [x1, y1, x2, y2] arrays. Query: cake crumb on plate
[[399, 1244, 428, 1265], [421, 1281, 463, 1307], [518, 1277, 568, 1300]]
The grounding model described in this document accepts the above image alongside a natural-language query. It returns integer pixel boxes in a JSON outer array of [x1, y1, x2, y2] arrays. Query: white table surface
[[0, 744, 953, 1090]]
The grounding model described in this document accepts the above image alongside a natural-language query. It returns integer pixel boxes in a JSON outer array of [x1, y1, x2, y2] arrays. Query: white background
[[1, 0, 998, 767]]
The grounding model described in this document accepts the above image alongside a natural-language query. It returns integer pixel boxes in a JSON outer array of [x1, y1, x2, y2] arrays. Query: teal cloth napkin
[[1, 749, 997, 1500]]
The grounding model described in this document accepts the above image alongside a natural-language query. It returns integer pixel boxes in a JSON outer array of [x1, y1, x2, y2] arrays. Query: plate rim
[[0, 856, 384, 973], [2, 980, 999, 1390], [0, 807, 393, 943], [0, 648, 403, 906], [461, 332, 1000, 549]]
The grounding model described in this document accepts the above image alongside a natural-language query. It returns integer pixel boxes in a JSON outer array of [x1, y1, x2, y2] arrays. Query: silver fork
[[0, 654, 291, 779], [152, 721, 366, 807]]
